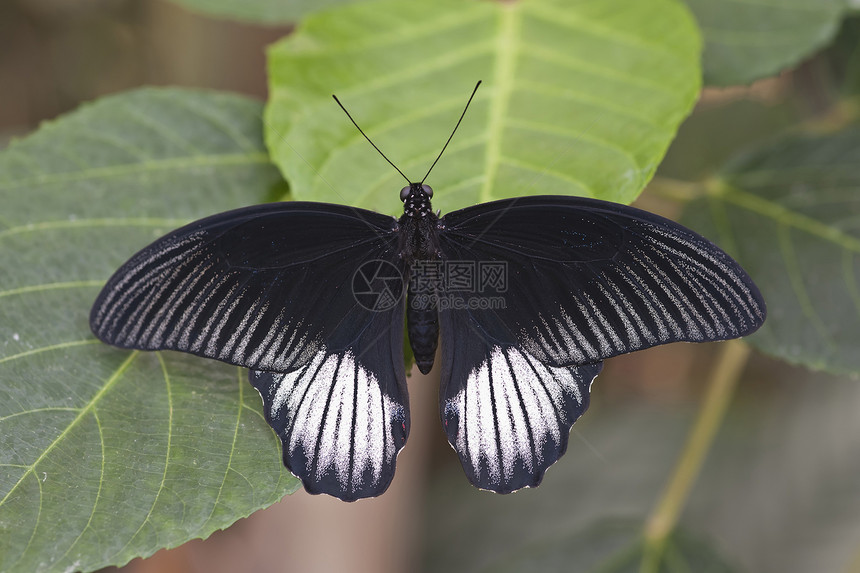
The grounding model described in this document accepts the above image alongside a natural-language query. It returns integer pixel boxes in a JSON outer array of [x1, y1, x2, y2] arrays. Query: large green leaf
[[265, 0, 702, 216], [0, 88, 298, 573], [421, 403, 740, 572], [822, 14, 860, 97], [424, 357, 860, 572], [167, 0, 360, 25], [687, 365, 860, 573], [477, 520, 738, 573], [685, 0, 847, 86], [682, 127, 860, 374]]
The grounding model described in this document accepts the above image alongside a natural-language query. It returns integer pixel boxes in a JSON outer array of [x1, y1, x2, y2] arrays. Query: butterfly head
[[401, 183, 434, 219]]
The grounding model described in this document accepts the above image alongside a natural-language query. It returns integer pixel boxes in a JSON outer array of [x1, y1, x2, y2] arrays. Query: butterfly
[[90, 83, 766, 501]]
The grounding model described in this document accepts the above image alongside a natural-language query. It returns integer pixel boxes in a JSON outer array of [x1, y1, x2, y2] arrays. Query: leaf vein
[[167, 94, 258, 152], [506, 118, 641, 169], [498, 156, 594, 195], [714, 182, 860, 253], [517, 82, 666, 129], [0, 218, 190, 241], [523, 44, 682, 99], [0, 339, 100, 365], [0, 280, 104, 299], [777, 223, 833, 347], [0, 352, 137, 517], [71, 129, 155, 163], [528, 2, 690, 63], [53, 408, 107, 566], [205, 367, 244, 526], [0, 152, 270, 192], [0, 407, 80, 423], [113, 353, 174, 559], [119, 101, 204, 155], [12, 471, 43, 570]]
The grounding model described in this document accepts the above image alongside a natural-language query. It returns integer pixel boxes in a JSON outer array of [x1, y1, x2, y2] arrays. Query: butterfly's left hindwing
[[91, 201, 410, 501], [250, 300, 408, 501]]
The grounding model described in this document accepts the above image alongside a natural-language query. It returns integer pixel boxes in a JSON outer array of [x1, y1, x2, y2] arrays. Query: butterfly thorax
[[399, 184, 440, 374], [398, 184, 439, 261]]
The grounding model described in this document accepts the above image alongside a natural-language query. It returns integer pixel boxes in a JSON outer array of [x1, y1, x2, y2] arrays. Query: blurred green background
[[2, 1, 860, 572]]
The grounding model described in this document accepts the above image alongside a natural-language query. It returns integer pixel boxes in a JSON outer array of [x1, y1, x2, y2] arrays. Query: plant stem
[[640, 339, 752, 572], [645, 176, 705, 203]]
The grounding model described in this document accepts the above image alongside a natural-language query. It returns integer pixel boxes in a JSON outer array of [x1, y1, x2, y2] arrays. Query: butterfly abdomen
[[398, 188, 442, 374], [407, 287, 438, 374]]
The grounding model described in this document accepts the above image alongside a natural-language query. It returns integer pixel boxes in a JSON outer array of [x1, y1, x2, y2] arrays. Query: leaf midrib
[[480, 3, 519, 203], [711, 179, 860, 253]]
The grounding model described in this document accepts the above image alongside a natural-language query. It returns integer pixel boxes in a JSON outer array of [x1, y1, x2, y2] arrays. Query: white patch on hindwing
[[268, 347, 400, 491], [445, 346, 596, 486]]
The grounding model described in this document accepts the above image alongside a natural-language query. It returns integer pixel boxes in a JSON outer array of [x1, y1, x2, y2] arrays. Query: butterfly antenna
[[421, 80, 482, 184], [332, 94, 411, 185]]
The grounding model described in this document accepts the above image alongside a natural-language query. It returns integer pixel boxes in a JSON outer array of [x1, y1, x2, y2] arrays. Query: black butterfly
[[90, 84, 766, 501]]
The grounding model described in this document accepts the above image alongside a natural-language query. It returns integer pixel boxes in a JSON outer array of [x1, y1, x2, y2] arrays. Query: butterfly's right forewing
[[438, 196, 766, 367], [435, 195, 765, 492]]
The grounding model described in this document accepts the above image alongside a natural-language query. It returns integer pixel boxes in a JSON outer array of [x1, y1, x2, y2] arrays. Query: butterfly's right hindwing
[[435, 195, 765, 492], [438, 306, 602, 493]]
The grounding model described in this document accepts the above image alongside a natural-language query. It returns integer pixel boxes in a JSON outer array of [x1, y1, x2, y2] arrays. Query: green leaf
[[821, 14, 860, 97], [167, 0, 361, 25], [265, 0, 702, 216], [687, 365, 860, 572], [478, 520, 738, 573], [685, 0, 847, 86], [422, 404, 739, 572], [423, 358, 860, 571], [657, 98, 800, 182], [0, 88, 298, 573], [681, 126, 860, 374]]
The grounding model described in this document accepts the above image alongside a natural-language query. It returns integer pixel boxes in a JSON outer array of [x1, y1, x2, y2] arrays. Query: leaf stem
[[645, 176, 705, 203], [640, 339, 752, 572]]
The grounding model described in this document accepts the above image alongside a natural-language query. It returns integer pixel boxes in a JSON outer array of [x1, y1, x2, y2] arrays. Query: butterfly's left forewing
[[90, 202, 401, 372], [91, 202, 410, 501]]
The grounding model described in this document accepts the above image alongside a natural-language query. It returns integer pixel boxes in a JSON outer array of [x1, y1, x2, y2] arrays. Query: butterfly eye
[[400, 186, 411, 202], [421, 184, 434, 198]]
